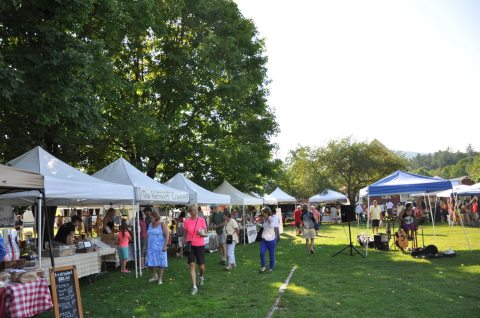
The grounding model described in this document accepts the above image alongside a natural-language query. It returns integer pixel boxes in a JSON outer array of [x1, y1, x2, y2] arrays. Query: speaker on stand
[[332, 205, 364, 257]]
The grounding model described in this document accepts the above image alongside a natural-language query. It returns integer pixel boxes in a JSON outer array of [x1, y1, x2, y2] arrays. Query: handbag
[[226, 234, 233, 244], [183, 241, 192, 254], [184, 217, 199, 254]]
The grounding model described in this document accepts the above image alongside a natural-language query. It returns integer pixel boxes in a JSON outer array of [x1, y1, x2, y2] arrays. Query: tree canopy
[[0, 0, 279, 192], [278, 138, 408, 203]]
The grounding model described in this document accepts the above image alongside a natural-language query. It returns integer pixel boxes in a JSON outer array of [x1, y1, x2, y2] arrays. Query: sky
[[234, 0, 480, 159]]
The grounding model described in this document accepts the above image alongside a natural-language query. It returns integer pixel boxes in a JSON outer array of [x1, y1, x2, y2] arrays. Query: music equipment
[[415, 216, 426, 226], [340, 205, 356, 223], [357, 234, 374, 248], [374, 233, 389, 251], [411, 245, 438, 257], [395, 229, 408, 250]]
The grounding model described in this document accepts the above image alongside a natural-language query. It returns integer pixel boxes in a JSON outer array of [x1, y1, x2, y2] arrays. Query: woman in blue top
[[146, 211, 169, 285]]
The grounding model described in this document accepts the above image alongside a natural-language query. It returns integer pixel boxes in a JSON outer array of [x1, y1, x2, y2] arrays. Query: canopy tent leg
[[37, 197, 42, 269], [365, 196, 370, 257], [243, 205, 246, 246], [137, 203, 142, 276], [132, 201, 138, 278], [41, 192, 55, 268], [454, 194, 471, 250], [427, 195, 436, 238]]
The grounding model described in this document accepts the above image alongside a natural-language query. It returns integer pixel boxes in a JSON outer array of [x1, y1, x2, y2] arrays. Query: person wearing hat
[[209, 204, 226, 265]]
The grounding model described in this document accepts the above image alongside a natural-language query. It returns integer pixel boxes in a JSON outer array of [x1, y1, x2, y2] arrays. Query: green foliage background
[[0, 0, 280, 192]]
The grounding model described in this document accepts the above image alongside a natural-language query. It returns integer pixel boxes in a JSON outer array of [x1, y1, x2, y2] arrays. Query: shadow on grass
[[38, 225, 480, 318]]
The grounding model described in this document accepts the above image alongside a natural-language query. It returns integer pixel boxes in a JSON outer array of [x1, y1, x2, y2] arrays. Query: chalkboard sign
[[49, 265, 83, 318]]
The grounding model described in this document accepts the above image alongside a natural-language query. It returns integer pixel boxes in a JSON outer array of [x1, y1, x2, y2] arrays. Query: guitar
[[395, 229, 408, 250]]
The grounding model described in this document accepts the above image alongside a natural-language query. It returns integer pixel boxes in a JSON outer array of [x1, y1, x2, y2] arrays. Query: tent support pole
[[427, 195, 436, 238], [133, 200, 138, 278], [41, 191, 54, 268], [454, 194, 471, 250], [243, 205, 245, 246], [37, 197, 42, 269], [137, 203, 141, 276], [365, 196, 370, 257]]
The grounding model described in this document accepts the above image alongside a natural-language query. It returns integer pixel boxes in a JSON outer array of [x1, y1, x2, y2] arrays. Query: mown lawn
[[40, 223, 480, 318]]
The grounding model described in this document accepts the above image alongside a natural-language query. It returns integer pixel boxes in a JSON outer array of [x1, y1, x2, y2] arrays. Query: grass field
[[40, 223, 480, 318]]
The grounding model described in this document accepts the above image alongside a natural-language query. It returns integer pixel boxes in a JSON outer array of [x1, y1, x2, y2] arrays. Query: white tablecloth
[[40, 243, 115, 284]]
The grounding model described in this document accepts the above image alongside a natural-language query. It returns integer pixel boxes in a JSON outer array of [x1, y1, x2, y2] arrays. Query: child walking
[[118, 223, 131, 273]]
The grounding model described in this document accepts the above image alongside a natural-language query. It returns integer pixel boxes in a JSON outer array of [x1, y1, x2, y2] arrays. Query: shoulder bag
[[184, 217, 199, 254]]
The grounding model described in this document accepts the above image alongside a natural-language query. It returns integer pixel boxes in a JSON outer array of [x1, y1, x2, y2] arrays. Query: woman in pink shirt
[[182, 204, 208, 295], [117, 223, 131, 273]]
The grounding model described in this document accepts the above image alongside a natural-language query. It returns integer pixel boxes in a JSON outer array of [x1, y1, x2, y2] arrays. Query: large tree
[[0, 0, 279, 192], [279, 138, 408, 203], [0, 0, 112, 162]]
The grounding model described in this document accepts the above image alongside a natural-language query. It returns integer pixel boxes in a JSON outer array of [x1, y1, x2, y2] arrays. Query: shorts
[[187, 245, 205, 265], [118, 247, 129, 260], [372, 219, 380, 227], [218, 232, 227, 245]]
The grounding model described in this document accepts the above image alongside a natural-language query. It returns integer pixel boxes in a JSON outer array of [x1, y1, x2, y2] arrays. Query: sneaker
[[199, 275, 205, 286], [224, 265, 232, 271], [310, 250, 315, 255], [259, 267, 266, 273], [157, 280, 163, 285], [268, 268, 273, 272], [232, 263, 237, 268], [148, 275, 159, 282], [191, 286, 198, 295]]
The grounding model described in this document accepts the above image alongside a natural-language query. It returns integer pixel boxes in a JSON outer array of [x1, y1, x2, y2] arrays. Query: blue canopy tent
[[368, 171, 453, 196], [365, 171, 455, 255]]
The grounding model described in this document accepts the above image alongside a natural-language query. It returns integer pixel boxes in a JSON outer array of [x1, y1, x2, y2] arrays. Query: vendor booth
[[309, 189, 348, 223], [268, 187, 295, 232], [365, 170, 454, 255], [93, 158, 190, 277], [0, 164, 54, 317], [165, 173, 230, 206], [214, 181, 263, 244], [0, 147, 134, 282]]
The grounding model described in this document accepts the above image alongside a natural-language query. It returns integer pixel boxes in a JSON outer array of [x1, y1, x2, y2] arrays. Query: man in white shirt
[[386, 201, 394, 217], [270, 210, 280, 242], [355, 203, 364, 224]]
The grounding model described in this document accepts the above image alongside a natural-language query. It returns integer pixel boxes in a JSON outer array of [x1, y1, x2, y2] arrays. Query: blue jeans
[[260, 239, 276, 269]]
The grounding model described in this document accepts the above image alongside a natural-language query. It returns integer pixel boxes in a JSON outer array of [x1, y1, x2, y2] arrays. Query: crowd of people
[[48, 194, 479, 296]]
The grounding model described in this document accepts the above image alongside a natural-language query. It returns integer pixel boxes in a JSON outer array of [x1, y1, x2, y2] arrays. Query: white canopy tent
[[455, 182, 480, 196], [214, 181, 263, 245], [262, 194, 278, 205], [309, 189, 348, 204], [93, 158, 189, 205], [268, 187, 296, 204], [435, 184, 470, 198], [0, 147, 135, 269], [214, 181, 262, 206], [165, 173, 230, 205], [0, 147, 135, 206], [93, 158, 189, 277], [0, 164, 44, 194]]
